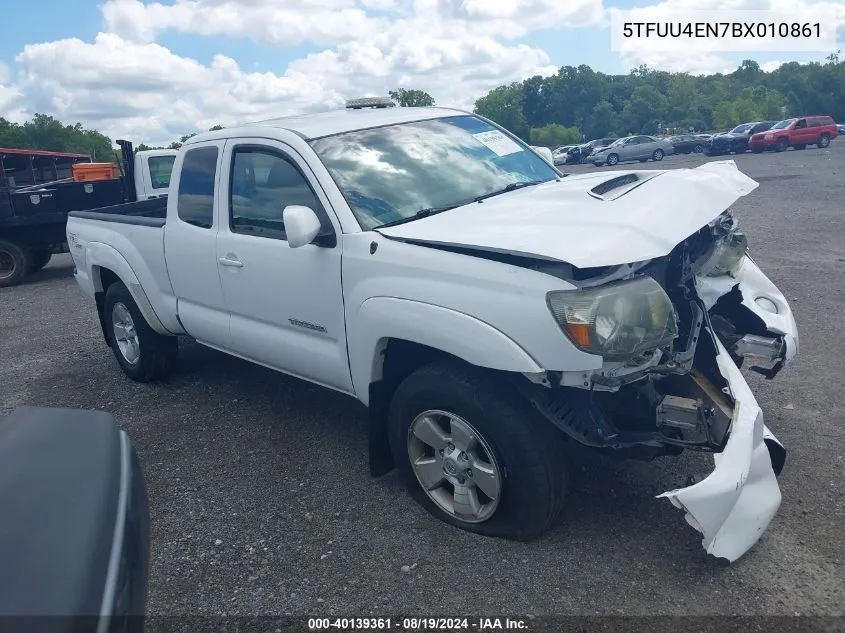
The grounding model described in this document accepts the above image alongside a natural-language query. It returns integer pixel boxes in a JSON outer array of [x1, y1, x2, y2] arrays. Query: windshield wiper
[[473, 180, 546, 203], [377, 204, 460, 229]]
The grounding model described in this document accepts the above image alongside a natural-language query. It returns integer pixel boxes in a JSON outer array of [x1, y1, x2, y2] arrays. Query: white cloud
[[8, 23, 554, 145], [101, 0, 606, 45], [760, 60, 784, 72]]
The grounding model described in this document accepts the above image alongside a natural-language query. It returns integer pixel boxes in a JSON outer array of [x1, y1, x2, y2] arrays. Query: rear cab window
[[148, 155, 176, 190], [177, 146, 218, 229]]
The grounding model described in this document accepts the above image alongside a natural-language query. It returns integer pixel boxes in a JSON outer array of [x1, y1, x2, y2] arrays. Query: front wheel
[[818, 133, 830, 148], [775, 137, 789, 152], [606, 153, 619, 166], [388, 361, 569, 541], [104, 281, 178, 382], [652, 149, 664, 161]]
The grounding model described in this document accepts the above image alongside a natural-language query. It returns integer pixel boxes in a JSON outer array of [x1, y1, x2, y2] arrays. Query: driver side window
[[795, 119, 807, 129], [228, 148, 322, 240]]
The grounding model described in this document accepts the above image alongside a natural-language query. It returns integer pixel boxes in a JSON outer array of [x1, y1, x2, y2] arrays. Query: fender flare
[[86, 242, 171, 335], [349, 297, 544, 406]]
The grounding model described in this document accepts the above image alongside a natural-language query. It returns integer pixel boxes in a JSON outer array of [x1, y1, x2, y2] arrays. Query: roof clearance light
[[346, 97, 397, 109]]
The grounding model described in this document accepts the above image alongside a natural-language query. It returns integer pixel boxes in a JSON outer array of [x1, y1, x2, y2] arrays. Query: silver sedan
[[591, 135, 674, 166]]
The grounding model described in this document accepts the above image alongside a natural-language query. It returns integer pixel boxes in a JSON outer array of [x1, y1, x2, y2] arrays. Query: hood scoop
[[588, 172, 660, 200]]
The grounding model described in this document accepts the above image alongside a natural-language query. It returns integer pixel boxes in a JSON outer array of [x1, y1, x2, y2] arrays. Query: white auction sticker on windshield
[[473, 130, 523, 157]]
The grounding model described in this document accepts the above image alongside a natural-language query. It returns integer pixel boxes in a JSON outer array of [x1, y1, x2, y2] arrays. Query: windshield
[[771, 119, 794, 130], [148, 155, 176, 190], [730, 124, 754, 134], [310, 115, 558, 230]]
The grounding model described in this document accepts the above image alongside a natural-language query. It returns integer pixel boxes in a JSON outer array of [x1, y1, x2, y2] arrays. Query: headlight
[[546, 277, 678, 361], [764, 133, 773, 140], [703, 230, 748, 277]]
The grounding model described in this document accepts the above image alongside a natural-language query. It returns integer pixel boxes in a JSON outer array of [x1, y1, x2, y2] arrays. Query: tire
[[652, 149, 664, 161], [694, 144, 704, 153], [606, 153, 619, 166], [28, 249, 53, 273], [794, 144, 807, 150], [387, 361, 569, 541], [818, 133, 830, 148], [732, 143, 747, 154], [775, 137, 789, 152], [104, 281, 178, 382], [0, 239, 32, 288], [751, 147, 764, 154]]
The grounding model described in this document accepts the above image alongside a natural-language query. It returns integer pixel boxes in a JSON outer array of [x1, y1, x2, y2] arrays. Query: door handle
[[218, 256, 244, 268]]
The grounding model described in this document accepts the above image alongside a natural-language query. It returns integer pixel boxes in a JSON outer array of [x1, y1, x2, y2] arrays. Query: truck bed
[[67, 196, 168, 228]]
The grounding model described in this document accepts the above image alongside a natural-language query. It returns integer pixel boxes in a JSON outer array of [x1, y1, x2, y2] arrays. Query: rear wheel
[[104, 281, 178, 382], [775, 137, 789, 152], [732, 142, 747, 154], [751, 147, 764, 153], [28, 249, 52, 273], [652, 149, 664, 161], [0, 239, 32, 288], [388, 361, 569, 541], [818, 133, 831, 148], [694, 143, 704, 153]]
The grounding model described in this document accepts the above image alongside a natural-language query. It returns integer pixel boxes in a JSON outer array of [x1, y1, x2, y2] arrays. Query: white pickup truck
[[67, 101, 799, 562]]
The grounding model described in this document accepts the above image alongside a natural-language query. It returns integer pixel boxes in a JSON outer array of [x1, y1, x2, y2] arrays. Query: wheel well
[[94, 267, 121, 344], [367, 339, 463, 478]]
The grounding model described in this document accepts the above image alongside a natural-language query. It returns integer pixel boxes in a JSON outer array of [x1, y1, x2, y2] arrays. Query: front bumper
[[658, 256, 798, 562], [658, 334, 785, 562]]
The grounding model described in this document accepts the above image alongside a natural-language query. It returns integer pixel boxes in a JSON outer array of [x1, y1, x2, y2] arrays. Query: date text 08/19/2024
[[308, 617, 529, 630]]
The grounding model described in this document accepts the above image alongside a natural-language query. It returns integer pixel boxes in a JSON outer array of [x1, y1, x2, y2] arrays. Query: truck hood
[[376, 160, 758, 269]]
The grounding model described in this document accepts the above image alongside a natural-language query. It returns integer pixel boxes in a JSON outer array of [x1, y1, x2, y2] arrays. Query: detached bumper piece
[[658, 337, 784, 562]]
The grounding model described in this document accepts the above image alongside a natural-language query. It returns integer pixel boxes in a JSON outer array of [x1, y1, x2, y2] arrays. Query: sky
[[0, 0, 842, 146]]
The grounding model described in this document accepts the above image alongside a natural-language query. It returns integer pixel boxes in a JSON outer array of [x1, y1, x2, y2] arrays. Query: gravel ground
[[1, 143, 843, 618]]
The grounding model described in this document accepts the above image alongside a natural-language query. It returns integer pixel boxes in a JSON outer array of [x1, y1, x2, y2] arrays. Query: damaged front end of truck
[[519, 200, 798, 563]]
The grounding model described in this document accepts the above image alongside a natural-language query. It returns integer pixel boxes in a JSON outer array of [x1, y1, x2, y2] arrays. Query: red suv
[[748, 115, 838, 152]]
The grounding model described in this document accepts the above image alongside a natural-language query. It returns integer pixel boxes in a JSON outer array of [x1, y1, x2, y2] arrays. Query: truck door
[[214, 140, 352, 393], [163, 142, 232, 348]]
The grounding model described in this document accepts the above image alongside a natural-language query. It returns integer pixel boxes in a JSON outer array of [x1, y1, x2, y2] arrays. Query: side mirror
[[284, 205, 322, 248]]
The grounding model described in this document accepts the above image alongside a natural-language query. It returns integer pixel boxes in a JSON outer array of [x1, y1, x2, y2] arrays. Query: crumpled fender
[[658, 335, 784, 562], [695, 255, 799, 364]]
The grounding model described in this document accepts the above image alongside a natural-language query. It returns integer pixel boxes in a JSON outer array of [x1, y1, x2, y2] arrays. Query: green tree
[[529, 124, 582, 147], [474, 82, 529, 139], [586, 101, 617, 138], [622, 86, 667, 134], [0, 114, 113, 159], [389, 89, 435, 107]]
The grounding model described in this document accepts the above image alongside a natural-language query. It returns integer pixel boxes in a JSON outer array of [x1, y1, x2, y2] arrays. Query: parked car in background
[[591, 135, 674, 166], [707, 121, 777, 156], [552, 145, 577, 165], [837, 123, 845, 135], [748, 116, 838, 152], [668, 134, 705, 154], [566, 138, 616, 164]]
